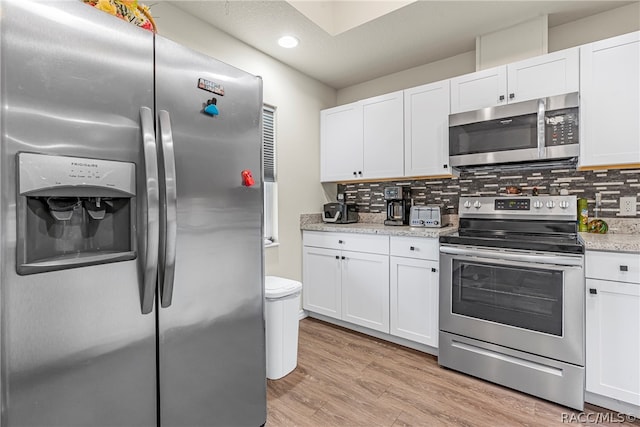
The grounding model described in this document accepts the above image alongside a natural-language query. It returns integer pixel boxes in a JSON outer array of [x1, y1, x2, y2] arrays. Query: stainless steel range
[[439, 195, 585, 410]]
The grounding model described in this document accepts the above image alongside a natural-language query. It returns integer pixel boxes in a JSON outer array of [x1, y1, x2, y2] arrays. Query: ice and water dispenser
[[17, 152, 136, 275]]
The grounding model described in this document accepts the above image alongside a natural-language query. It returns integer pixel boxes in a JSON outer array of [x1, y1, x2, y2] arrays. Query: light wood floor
[[267, 318, 639, 427]]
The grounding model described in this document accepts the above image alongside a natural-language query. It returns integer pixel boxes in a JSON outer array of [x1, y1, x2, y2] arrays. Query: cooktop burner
[[440, 232, 584, 254], [441, 195, 585, 254]]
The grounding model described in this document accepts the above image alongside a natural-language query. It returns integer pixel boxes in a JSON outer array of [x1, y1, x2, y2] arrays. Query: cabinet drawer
[[390, 236, 439, 260], [586, 251, 640, 284], [303, 231, 389, 254], [303, 231, 343, 250]]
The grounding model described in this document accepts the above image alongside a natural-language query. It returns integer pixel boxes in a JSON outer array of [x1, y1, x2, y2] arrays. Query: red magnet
[[241, 170, 255, 187]]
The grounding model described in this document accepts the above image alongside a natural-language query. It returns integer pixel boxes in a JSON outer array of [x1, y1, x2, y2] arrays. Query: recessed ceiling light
[[278, 35, 299, 48]]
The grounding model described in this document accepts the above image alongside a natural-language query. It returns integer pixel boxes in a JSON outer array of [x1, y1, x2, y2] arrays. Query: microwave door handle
[[537, 98, 546, 159], [139, 106, 160, 315], [158, 110, 178, 308]]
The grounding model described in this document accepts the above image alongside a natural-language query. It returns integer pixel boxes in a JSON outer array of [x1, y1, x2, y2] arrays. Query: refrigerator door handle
[[140, 106, 160, 315], [158, 110, 178, 308]]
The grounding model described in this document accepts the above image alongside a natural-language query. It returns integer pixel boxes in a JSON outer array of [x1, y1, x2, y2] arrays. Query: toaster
[[322, 202, 357, 224], [409, 205, 449, 228]]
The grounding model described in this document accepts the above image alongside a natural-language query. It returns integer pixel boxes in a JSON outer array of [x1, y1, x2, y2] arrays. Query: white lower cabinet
[[302, 231, 390, 333], [302, 246, 342, 318], [585, 251, 640, 408], [303, 231, 440, 346], [341, 251, 389, 332], [390, 236, 439, 347]]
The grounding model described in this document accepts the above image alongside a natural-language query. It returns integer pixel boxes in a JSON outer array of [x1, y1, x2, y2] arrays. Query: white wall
[[337, 2, 640, 104], [476, 15, 548, 71], [549, 2, 640, 51], [152, 3, 336, 282], [337, 51, 475, 105]]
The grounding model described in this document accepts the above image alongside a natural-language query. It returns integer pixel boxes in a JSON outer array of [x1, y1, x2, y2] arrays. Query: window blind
[[263, 105, 276, 182]]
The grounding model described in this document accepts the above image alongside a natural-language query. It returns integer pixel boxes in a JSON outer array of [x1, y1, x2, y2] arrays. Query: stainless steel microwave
[[448, 92, 579, 168]]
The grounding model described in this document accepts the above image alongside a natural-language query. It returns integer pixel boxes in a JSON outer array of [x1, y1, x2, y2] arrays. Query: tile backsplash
[[337, 166, 639, 218]]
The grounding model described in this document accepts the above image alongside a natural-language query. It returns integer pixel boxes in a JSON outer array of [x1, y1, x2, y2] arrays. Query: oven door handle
[[439, 245, 583, 267]]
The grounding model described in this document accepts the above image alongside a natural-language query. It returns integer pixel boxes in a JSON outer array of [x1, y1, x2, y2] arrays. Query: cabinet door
[[506, 47, 579, 104], [321, 103, 363, 182], [390, 257, 439, 347], [362, 91, 404, 179], [302, 246, 342, 319], [404, 81, 452, 177], [450, 66, 507, 114], [580, 32, 640, 167], [341, 251, 390, 333], [586, 278, 640, 406]]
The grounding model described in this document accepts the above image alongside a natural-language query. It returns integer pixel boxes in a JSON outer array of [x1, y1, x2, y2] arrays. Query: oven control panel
[[460, 195, 577, 220], [495, 199, 530, 210]]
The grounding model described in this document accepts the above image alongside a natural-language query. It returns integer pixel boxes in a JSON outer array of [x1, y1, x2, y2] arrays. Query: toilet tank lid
[[265, 276, 302, 298]]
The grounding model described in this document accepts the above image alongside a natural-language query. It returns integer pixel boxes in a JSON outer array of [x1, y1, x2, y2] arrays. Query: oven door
[[439, 244, 584, 366]]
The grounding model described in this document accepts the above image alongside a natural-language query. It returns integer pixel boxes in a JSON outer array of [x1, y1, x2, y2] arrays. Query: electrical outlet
[[620, 196, 637, 216]]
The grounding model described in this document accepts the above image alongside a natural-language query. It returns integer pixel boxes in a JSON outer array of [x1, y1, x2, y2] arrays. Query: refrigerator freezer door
[[0, 2, 157, 425], [155, 36, 267, 426]]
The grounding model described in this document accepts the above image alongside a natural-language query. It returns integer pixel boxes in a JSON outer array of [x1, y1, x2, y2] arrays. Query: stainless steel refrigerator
[[0, 1, 266, 425]]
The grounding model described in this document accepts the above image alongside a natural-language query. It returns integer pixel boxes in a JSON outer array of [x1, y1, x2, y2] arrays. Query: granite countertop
[[302, 213, 640, 252], [300, 212, 458, 238], [579, 218, 640, 253], [580, 232, 640, 254], [301, 221, 458, 238]]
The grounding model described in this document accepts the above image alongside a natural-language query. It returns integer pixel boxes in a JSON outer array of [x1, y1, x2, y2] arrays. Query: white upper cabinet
[[579, 31, 640, 168], [320, 91, 404, 182], [450, 48, 579, 114], [404, 80, 453, 177], [320, 103, 363, 182], [361, 91, 405, 180], [450, 66, 507, 113], [507, 48, 579, 103]]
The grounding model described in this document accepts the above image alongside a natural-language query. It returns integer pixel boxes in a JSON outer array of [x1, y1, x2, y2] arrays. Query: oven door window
[[449, 114, 537, 156], [452, 260, 563, 336]]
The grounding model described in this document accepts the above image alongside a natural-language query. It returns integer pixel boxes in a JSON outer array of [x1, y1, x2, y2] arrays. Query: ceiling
[[169, 1, 634, 89]]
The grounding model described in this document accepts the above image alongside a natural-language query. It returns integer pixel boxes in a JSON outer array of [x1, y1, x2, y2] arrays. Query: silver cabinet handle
[[158, 110, 178, 308], [140, 107, 159, 315]]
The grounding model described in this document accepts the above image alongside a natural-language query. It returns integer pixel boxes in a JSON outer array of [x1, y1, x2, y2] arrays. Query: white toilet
[[264, 276, 302, 380]]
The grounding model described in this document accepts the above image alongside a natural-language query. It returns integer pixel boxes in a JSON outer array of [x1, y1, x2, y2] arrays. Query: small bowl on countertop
[[505, 186, 522, 195]]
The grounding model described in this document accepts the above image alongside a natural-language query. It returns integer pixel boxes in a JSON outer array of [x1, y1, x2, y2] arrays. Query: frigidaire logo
[[71, 162, 98, 168]]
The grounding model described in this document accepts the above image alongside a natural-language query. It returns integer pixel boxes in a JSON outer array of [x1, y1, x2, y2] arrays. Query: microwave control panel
[[545, 108, 578, 146]]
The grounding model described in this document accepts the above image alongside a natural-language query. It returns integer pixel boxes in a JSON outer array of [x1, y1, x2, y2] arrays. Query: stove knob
[[473, 200, 482, 209], [546, 201, 556, 208], [559, 201, 570, 209], [533, 201, 543, 209], [463, 201, 472, 209]]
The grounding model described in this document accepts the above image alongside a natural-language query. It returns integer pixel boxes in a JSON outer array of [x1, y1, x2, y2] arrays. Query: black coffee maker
[[384, 186, 411, 226]]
